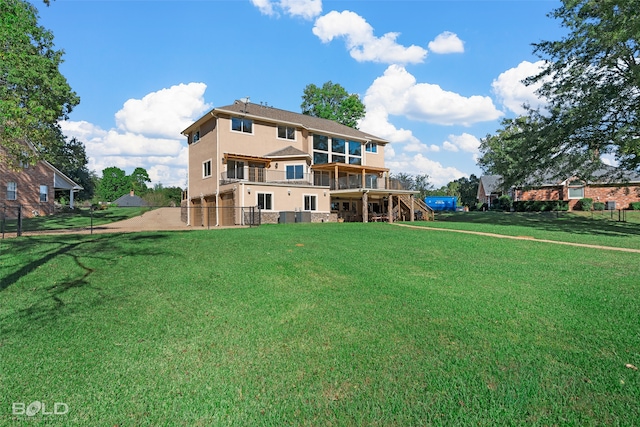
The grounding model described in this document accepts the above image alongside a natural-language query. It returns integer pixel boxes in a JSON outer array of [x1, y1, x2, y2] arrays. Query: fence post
[[90, 206, 94, 235], [1, 206, 5, 239], [17, 205, 22, 237]]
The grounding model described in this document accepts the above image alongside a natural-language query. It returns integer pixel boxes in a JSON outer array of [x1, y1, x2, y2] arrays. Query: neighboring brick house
[[182, 100, 432, 225], [1, 145, 83, 217], [477, 175, 503, 208], [480, 167, 640, 210]]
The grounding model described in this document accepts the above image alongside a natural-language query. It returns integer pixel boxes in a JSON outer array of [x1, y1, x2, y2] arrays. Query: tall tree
[[301, 81, 365, 129], [523, 0, 640, 178], [129, 167, 151, 196], [97, 167, 129, 202], [0, 0, 79, 167]]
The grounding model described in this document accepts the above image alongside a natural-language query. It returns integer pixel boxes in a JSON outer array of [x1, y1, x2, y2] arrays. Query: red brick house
[[484, 167, 640, 210], [1, 146, 82, 217]]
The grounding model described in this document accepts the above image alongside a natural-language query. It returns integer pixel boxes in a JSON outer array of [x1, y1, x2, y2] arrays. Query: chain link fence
[[0, 205, 261, 238]]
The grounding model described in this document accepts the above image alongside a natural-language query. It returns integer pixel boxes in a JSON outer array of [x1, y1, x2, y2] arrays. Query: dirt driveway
[[90, 207, 189, 233]]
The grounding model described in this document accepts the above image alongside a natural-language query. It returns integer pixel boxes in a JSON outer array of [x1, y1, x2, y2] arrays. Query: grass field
[[1, 220, 639, 425]]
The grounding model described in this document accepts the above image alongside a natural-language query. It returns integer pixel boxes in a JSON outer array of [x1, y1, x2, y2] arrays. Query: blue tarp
[[424, 196, 458, 211]]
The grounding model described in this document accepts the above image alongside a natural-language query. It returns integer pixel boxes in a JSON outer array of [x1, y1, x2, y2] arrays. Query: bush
[[513, 200, 569, 212], [630, 202, 640, 210], [576, 198, 593, 211], [495, 195, 513, 211], [593, 202, 605, 211]]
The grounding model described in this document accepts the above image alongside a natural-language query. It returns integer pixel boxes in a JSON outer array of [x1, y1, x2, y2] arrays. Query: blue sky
[[35, 0, 565, 188]]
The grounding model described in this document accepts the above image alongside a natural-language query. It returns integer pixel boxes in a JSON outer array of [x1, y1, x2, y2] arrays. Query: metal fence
[[0, 205, 261, 238]]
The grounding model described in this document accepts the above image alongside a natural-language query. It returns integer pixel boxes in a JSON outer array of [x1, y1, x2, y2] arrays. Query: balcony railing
[[220, 167, 410, 191]]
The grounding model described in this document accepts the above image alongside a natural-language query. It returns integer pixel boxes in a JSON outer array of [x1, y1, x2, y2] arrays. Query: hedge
[[513, 200, 569, 212]]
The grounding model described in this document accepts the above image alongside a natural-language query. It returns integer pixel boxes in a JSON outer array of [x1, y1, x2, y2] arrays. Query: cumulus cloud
[[492, 60, 548, 115], [428, 31, 464, 54], [386, 153, 466, 187], [115, 82, 210, 139], [362, 65, 502, 129], [60, 83, 210, 188], [313, 10, 427, 64], [251, 0, 322, 20], [442, 133, 480, 153]]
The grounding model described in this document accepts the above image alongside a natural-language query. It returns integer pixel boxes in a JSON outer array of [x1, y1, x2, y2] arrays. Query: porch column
[[69, 190, 75, 209], [361, 169, 366, 189], [362, 191, 368, 223], [388, 194, 393, 223], [409, 194, 415, 222], [334, 165, 339, 190]]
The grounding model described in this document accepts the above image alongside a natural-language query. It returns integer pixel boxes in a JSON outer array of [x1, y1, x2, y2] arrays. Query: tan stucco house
[[182, 100, 432, 226]]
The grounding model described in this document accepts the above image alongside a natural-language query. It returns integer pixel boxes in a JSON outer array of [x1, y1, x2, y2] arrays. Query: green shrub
[[576, 198, 593, 211], [513, 200, 569, 212], [630, 202, 640, 210], [495, 195, 513, 211], [593, 202, 605, 211]]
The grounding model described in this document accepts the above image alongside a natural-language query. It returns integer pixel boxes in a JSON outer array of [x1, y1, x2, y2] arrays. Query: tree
[[522, 0, 640, 178], [390, 172, 433, 199], [301, 81, 365, 128], [0, 0, 79, 167], [454, 174, 480, 207], [97, 167, 129, 202], [129, 167, 151, 196], [41, 128, 94, 200]]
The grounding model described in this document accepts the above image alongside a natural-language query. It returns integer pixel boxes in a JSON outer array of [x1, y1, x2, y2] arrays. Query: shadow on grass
[[434, 211, 640, 238], [0, 233, 169, 333]]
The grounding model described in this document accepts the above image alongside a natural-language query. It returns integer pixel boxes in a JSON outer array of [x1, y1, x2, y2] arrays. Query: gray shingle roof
[[214, 101, 388, 144], [264, 146, 310, 157], [479, 175, 502, 195]]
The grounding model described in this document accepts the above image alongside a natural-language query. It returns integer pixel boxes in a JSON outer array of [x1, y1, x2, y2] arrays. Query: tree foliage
[[301, 81, 365, 129], [389, 172, 433, 200], [97, 167, 129, 202], [129, 167, 151, 196], [516, 0, 640, 179], [41, 128, 94, 200], [0, 0, 79, 167]]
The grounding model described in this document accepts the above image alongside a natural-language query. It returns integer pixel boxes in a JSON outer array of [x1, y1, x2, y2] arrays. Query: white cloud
[[60, 83, 210, 188], [251, 0, 322, 20], [115, 82, 210, 139], [492, 60, 548, 115], [428, 31, 464, 54], [362, 65, 502, 128], [443, 133, 480, 153], [313, 11, 427, 64], [386, 153, 466, 187]]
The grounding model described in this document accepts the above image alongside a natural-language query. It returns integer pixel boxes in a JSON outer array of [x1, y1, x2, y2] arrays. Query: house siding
[[1, 156, 55, 218]]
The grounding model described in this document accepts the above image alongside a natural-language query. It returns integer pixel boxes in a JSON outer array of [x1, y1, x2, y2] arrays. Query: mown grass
[[1, 206, 148, 233], [0, 223, 639, 425], [415, 210, 640, 250]]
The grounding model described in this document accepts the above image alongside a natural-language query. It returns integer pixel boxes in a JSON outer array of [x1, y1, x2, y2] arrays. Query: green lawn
[[1, 222, 639, 425], [1, 206, 149, 234]]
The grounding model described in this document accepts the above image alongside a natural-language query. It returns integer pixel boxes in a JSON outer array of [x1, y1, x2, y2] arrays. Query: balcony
[[221, 167, 313, 186]]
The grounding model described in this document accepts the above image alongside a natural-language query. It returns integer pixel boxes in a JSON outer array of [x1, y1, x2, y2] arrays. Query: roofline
[[182, 106, 389, 145], [43, 160, 83, 190]]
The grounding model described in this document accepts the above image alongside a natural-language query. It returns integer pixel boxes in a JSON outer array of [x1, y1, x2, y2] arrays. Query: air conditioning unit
[[605, 201, 616, 210]]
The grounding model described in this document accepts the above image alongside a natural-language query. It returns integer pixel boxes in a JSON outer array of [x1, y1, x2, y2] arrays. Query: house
[[113, 190, 147, 207], [479, 167, 640, 210], [1, 144, 83, 218], [477, 175, 503, 208], [182, 100, 432, 226]]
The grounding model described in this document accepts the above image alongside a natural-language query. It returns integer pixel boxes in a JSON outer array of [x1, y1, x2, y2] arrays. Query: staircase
[[394, 194, 434, 221]]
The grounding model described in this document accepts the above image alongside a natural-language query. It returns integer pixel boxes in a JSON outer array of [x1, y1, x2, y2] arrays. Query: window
[[286, 165, 304, 180], [365, 174, 378, 189], [304, 195, 317, 211], [313, 134, 329, 151], [332, 138, 345, 154], [227, 160, 244, 179], [365, 142, 378, 153], [332, 154, 346, 163], [231, 117, 253, 133], [203, 160, 212, 178], [313, 152, 329, 165], [568, 180, 585, 199], [7, 182, 16, 200], [568, 187, 584, 199], [348, 140, 362, 165], [192, 131, 200, 144], [277, 125, 295, 140], [39, 185, 48, 202], [257, 193, 273, 210]]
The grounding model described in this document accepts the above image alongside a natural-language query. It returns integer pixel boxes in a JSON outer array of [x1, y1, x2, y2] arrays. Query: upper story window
[[192, 131, 200, 144], [313, 134, 363, 165], [286, 165, 304, 180], [203, 160, 212, 178], [365, 142, 378, 153], [277, 126, 295, 140], [231, 117, 253, 134], [7, 182, 16, 200], [227, 160, 245, 179], [40, 185, 48, 202]]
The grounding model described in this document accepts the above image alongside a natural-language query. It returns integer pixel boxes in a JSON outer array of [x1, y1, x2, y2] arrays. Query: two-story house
[[182, 100, 432, 226]]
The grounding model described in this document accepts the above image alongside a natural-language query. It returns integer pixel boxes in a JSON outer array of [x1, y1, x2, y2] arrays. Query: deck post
[[410, 194, 415, 222], [362, 191, 368, 223], [388, 194, 393, 223]]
